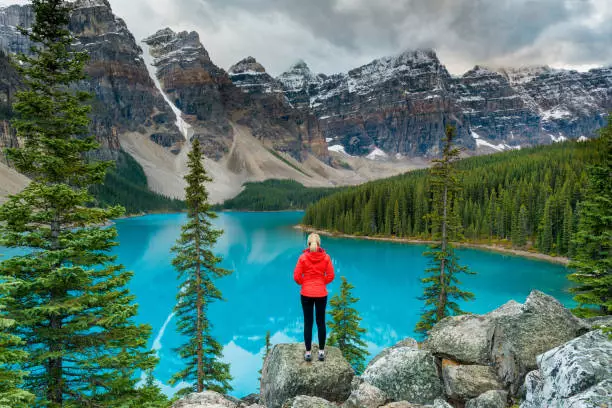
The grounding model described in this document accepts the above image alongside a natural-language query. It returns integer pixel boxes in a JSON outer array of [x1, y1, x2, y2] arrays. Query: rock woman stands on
[[293, 233, 335, 362]]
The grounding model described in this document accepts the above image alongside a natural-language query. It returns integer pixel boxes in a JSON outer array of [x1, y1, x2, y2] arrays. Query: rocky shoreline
[[172, 291, 611, 408], [295, 226, 569, 265]]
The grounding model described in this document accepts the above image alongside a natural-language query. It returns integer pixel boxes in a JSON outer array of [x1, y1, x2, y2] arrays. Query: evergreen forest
[[303, 137, 607, 257]]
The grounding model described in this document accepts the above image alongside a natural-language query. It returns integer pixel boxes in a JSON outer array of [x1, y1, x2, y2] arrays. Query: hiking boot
[[304, 351, 312, 362], [318, 350, 325, 361]]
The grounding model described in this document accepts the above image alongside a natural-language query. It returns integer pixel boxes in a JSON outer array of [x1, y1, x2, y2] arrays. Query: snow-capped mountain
[[0, 0, 610, 204], [274, 51, 611, 156]]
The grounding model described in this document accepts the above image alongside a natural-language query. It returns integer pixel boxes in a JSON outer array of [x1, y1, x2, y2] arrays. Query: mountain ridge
[[0, 0, 610, 206]]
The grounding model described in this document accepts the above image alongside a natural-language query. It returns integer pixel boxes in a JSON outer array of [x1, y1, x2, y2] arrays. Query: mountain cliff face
[[275, 52, 611, 157], [277, 50, 474, 157], [0, 50, 19, 163], [144, 29, 327, 161], [0, 0, 183, 158]]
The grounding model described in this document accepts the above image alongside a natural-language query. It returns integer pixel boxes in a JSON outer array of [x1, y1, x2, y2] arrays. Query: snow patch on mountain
[[366, 147, 388, 160], [328, 145, 348, 155], [141, 40, 193, 141], [549, 134, 568, 143]]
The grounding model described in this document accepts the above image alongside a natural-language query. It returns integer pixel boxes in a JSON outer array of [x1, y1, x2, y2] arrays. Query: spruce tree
[[538, 198, 553, 253], [0, 1, 156, 405], [327, 277, 369, 374], [130, 371, 170, 408], [562, 201, 573, 255], [0, 305, 34, 408], [517, 204, 528, 248], [568, 120, 612, 317], [170, 138, 233, 395], [416, 126, 475, 336], [258, 331, 271, 382]]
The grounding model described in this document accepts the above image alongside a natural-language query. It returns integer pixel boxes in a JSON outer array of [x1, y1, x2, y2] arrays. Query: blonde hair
[[307, 233, 321, 252]]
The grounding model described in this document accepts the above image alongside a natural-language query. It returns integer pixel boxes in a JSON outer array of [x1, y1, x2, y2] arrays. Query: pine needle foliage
[[0, 305, 34, 408], [327, 277, 369, 374], [568, 119, 612, 317], [416, 126, 475, 336], [258, 331, 271, 382], [0, 1, 157, 406], [170, 138, 233, 395]]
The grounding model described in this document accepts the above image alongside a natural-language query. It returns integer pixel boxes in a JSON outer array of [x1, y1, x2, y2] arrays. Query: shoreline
[[296, 225, 569, 266]]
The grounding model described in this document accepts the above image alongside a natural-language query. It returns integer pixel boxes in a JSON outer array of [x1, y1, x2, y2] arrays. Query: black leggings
[[301, 295, 327, 351]]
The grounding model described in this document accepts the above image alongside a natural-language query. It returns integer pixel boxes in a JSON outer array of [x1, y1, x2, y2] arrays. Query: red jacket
[[293, 248, 335, 297]]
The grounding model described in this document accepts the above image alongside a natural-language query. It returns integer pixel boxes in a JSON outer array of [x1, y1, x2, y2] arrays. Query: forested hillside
[[90, 150, 185, 214], [218, 179, 342, 211], [303, 134, 608, 257]]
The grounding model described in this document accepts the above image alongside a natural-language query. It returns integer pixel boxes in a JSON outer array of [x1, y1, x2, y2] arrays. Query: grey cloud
[[104, 0, 612, 75]]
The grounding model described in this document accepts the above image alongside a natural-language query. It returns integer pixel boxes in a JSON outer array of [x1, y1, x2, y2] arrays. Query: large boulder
[[442, 363, 504, 401], [261, 344, 354, 408], [361, 346, 444, 405], [423, 314, 494, 364], [282, 396, 338, 408], [432, 400, 453, 408], [521, 330, 612, 408], [465, 390, 508, 408], [172, 391, 237, 408], [367, 338, 418, 368], [491, 291, 590, 395], [343, 382, 388, 408]]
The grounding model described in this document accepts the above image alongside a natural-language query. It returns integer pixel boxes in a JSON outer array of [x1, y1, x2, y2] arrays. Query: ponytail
[[307, 233, 321, 253]]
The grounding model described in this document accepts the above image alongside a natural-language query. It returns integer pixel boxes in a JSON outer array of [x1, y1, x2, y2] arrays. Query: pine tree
[[517, 204, 528, 248], [170, 138, 233, 395], [0, 305, 34, 408], [393, 199, 401, 236], [327, 277, 369, 374], [0, 1, 156, 405], [258, 331, 271, 382], [130, 371, 170, 408], [538, 198, 554, 253], [416, 126, 475, 336], [568, 120, 612, 317], [562, 201, 573, 255]]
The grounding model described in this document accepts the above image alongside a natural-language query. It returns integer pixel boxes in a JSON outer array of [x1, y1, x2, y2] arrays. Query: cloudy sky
[[2, 0, 611, 76]]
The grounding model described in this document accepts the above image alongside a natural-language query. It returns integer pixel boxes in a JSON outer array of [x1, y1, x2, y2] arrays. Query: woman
[[293, 233, 335, 362]]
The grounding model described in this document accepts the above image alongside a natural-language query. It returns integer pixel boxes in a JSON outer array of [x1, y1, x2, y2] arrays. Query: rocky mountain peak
[[496, 65, 553, 85], [463, 65, 500, 78], [228, 56, 283, 95], [228, 56, 266, 74], [69, 0, 112, 9], [277, 59, 322, 92], [143, 28, 211, 65]]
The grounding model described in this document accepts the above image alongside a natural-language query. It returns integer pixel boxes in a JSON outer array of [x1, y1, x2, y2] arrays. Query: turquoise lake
[[1, 211, 575, 397]]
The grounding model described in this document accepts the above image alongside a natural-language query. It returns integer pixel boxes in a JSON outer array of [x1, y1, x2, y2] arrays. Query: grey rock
[[442, 364, 504, 401], [367, 338, 418, 368], [351, 376, 364, 391], [282, 396, 337, 408], [380, 402, 427, 408], [343, 382, 388, 408], [432, 400, 452, 408], [362, 346, 444, 405], [521, 330, 612, 408], [491, 291, 589, 395], [240, 394, 260, 406], [172, 391, 237, 408], [423, 315, 494, 364], [586, 315, 612, 329], [465, 390, 508, 408], [260, 344, 354, 408]]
